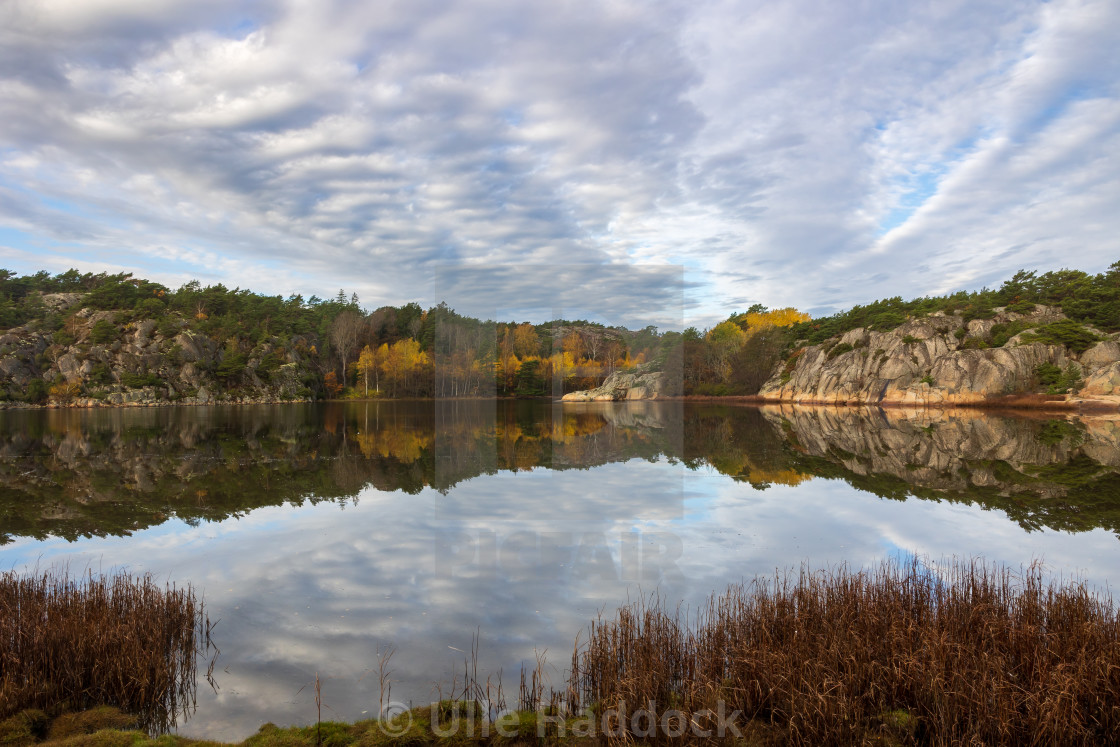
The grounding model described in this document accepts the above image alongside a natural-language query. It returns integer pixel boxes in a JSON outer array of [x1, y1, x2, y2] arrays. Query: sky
[[0, 0, 1117, 330]]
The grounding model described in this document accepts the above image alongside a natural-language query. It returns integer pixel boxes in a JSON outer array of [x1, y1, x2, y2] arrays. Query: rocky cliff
[[0, 293, 318, 407], [759, 305, 1120, 407]]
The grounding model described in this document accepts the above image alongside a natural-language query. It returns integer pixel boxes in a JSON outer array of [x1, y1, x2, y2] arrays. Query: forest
[[0, 263, 1116, 403]]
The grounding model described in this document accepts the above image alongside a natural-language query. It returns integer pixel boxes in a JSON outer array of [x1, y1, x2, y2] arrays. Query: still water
[[2, 401, 1119, 740]]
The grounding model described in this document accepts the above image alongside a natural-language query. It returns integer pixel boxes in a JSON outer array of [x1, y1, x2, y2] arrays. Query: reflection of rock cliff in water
[[763, 405, 1120, 536]]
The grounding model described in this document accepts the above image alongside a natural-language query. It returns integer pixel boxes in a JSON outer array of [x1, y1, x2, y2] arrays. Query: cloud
[[0, 0, 1117, 328]]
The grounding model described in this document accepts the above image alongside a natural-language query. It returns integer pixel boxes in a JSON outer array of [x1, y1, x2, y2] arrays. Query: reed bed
[[0, 568, 209, 734], [571, 559, 1120, 745]]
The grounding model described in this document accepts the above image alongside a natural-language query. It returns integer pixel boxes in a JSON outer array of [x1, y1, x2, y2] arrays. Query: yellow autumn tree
[[741, 307, 810, 335], [357, 345, 378, 396], [511, 323, 539, 358], [381, 339, 429, 397], [551, 350, 576, 383], [375, 343, 390, 393]]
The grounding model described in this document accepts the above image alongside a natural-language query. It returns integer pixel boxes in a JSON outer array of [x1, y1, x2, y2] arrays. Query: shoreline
[[2, 393, 1116, 413]]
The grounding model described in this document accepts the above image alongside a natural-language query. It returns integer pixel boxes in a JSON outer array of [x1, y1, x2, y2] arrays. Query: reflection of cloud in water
[[3, 404, 1120, 739], [434, 458, 684, 521], [4, 458, 1120, 741]]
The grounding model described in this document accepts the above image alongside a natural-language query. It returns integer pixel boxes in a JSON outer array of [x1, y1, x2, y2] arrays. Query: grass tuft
[[0, 569, 209, 735], [572, 557, 1120, 745]]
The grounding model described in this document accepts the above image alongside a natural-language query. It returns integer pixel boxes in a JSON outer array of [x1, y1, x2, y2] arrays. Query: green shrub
[[38, 313, 64, 333], [87, 363, 113, 386], [51, 329, 75, 347], [954, 328, 968, 340], [1035, 362, 1083, 394], [1007, 300, 1037, 314], [90, 319, 117, 345], [901, 334, 920, 344], [868, 311, 906, 331], [827, 342, 854, 359], [0, 709, 48, 743], [989, 319, 1034, 348], [961, 305, 996, 323], [24, 379, 49, 404], [157, 317, 181, 338], [1020, 319, 1101, 354], [255, 352, 283, 381], [133, 297, 165, 319], [779, 349, 803, 385], [120, 372, 162, 389], [695, 382, 731, 396], [215, 351, 248, 382]]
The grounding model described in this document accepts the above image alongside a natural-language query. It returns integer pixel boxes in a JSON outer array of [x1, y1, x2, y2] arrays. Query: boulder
[[41, 293, 84, 310], [562, 369, 665, 402]]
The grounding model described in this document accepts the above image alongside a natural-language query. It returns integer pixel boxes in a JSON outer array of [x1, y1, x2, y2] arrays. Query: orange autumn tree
[[323, 371, 343, 397]]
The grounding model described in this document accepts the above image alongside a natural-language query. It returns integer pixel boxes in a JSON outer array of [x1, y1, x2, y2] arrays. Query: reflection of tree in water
[[2, 402, 1120, 542], [680, 405, 811, 488], [0, 402, 674, 542]]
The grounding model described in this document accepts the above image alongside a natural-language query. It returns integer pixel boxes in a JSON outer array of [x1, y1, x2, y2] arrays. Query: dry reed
[[571, 558, 1120, 745], [0, 567, 209, 734]]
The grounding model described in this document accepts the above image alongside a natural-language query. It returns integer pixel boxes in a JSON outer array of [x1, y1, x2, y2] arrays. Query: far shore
[[2, 392, 1117, 413]]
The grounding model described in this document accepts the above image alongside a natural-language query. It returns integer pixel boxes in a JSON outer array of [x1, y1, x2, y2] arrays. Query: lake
[[1, 401, 1119, 741]]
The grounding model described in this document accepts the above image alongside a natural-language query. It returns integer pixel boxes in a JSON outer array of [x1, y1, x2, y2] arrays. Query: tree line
[[1, 263, 1115, 402]]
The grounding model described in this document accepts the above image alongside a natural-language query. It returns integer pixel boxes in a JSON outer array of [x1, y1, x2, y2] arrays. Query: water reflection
[[760, 405, 1120, 536], [2, 402, 1119, 542], [0, 402, 1119, 740]]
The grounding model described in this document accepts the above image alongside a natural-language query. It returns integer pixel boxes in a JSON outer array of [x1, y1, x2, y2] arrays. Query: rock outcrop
[[561, 365, 665, 402], [759, 306, 1118, 407], [0, 309, 317, 408]]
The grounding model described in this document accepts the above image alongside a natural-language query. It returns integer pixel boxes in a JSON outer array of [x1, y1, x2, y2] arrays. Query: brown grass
[[570, 558, 1120, 745], [967, 393, 1075, 409], [0, 568, 210, 734]]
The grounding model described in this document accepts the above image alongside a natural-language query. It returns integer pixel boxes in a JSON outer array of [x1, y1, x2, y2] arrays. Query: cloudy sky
[[0, 0, 1117, 329]]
